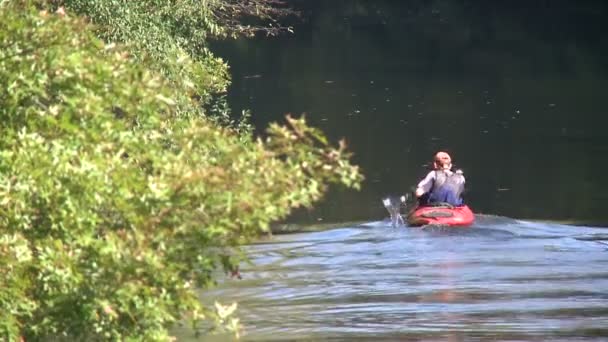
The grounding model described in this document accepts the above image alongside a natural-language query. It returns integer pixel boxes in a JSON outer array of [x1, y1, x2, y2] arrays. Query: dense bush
[[47, 0, 295, 110], [0, 1, 361, 340]]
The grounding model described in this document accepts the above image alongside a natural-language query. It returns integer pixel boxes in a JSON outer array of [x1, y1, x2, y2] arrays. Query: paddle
[[382, 193, 414, 227]]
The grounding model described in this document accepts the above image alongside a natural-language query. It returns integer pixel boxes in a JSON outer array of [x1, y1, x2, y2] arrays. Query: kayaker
[[414, 151, 465, 206]]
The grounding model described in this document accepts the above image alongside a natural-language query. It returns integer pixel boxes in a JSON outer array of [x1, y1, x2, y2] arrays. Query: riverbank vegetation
[[0, 0, 362, 340]]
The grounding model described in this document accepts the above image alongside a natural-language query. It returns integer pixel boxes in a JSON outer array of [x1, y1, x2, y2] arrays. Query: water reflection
[[180, 218, 608, 340]]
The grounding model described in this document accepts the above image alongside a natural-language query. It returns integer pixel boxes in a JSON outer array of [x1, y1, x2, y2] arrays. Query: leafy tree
[[46, 0, 296, 111], [0, 1, 362, 340]]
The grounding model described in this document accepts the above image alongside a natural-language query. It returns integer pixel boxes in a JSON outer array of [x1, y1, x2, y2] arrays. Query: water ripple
[[193, 217, 608, 340]]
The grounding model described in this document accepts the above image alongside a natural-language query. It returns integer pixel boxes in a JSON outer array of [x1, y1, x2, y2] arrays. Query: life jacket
[[424, 170, 465, 206]]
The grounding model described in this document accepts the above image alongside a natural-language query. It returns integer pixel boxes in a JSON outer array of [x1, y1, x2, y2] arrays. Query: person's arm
[[454, 169, 465, 198], [415, 171, 435, 197], [457, 169, 465, 184]]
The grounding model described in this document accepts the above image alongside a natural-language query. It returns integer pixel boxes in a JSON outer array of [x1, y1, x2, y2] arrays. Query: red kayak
[[407, 205, 474, 227]]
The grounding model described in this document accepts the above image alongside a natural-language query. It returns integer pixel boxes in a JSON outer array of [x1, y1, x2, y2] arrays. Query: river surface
[[191, 1, 608, 340], [189, 217, 608, 341]]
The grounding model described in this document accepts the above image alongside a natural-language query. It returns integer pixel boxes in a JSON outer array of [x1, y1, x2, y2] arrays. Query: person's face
[[434, 152, 452, 169]]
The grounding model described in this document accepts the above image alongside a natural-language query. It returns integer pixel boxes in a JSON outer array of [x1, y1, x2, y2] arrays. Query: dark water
[[191, 1, 608, 340], [214, 0, 608, 225], [187, 218, 608, 341]]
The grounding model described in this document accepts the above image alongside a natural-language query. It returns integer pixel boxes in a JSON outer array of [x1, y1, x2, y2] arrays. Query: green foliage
[[47, 0, 295, 108], [42, 0, 227, 107], [0, 1, 361, 340], [0, 234, 35, 339]]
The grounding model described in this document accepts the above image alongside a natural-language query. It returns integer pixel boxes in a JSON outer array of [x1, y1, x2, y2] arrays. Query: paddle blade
[[382, 196, 405, 228]]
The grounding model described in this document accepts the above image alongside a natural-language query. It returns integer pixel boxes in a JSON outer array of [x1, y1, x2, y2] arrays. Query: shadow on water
[[177, 216, 608, 341]]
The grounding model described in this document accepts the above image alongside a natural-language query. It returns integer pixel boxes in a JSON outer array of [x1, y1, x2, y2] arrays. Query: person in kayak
[[414, 151, 465, 206]]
